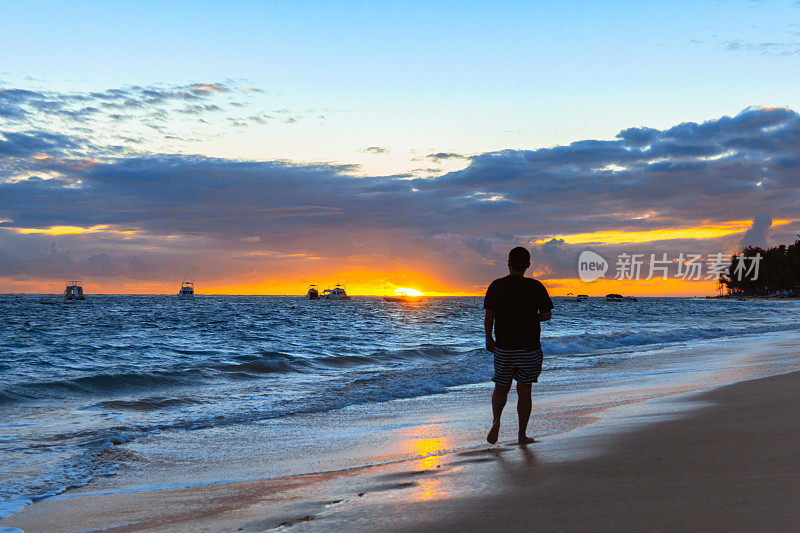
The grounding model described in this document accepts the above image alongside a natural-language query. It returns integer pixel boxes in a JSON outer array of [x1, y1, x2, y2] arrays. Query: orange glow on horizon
[[11, 225, 138, 236], [543, 277, 718, 297], [532, 219, 795, 245], [0, 274, 721, 297], [200, 268, 479, 296], [4, 215, 789, 296], [395, 287, 424, 297]]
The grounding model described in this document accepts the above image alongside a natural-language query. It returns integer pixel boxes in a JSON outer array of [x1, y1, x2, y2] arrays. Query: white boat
[[307, 284, 319, 300], [322, 284, 350, 300], [64, 281, 85, 300], [565, 292, 588, 302], [178, 281, 195, 299]]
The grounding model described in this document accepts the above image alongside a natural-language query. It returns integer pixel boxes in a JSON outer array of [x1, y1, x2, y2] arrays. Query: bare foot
[[518, 434, 536, 445], [487, 422, 500, 444]]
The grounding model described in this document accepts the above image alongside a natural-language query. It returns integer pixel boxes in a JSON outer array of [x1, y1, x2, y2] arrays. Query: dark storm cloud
[[2, 106, 800, 285]]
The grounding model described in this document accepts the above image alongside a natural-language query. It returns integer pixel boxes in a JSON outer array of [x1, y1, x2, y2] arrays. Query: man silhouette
[[484, 247, 553, 445]]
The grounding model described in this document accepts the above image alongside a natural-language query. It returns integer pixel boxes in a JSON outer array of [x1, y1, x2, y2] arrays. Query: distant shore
[[708, 294, 800, 300]]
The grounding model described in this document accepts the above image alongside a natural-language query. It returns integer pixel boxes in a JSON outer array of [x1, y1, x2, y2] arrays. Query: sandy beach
[[2, 332, 799, 532], [415, 370, 800, 532]]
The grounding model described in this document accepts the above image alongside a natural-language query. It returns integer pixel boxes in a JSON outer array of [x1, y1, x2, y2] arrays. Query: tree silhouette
[[722, 238, 800, 295]]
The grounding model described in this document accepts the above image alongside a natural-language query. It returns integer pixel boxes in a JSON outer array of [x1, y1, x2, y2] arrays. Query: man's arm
[[537, 282, 553, 322], [484, 309, 495, 352]]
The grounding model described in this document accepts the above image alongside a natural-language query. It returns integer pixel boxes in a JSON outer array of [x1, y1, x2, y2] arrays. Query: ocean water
[[1, 294, 800, 517]]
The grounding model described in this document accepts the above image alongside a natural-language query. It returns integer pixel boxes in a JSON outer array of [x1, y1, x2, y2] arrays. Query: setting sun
[[395, 288, 425, 297]]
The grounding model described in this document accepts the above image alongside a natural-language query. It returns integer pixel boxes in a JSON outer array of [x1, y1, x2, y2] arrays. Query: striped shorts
[[492, 347, 544, 387]]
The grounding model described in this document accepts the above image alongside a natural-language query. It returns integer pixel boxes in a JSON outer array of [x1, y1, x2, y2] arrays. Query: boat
[[322, 284, 350, 300], [565, 292, 589, 302], [177, 281, 195, 299], [306, 284, 319, 300], [64, 281, 85, 300], [606, 293, 637, 302]]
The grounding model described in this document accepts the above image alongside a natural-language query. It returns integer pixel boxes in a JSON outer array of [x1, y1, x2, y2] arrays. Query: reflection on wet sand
[[406, 433, 449, 501]]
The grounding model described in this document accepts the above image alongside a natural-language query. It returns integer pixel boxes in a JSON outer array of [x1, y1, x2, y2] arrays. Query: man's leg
[[487, 383, 511, 444], [516, 383, 535, 445]]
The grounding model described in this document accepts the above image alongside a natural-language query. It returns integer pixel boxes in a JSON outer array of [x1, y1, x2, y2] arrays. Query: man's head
[[507, 246, 531, 274]]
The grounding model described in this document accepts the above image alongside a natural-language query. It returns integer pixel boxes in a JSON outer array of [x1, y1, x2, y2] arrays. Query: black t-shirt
[[484, 275, 553, 351]]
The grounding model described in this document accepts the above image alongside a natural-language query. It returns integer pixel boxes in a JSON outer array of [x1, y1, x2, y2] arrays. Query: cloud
[[0, 81, 278, 156], [740, 213, 773, 247], [689, 24, 800, 57], [463, 237, 493, 257], [1, 83, 235, 124], [0, 131, 83, 157], [362, 146, 388, 154], [2, 105, 800, 289], [427, 107, 800, 230], [423, 152, 469, 163], [722, 39, 800, 55]]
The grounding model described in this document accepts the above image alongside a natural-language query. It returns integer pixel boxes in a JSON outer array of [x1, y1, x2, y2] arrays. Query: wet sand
[[3, 338, 800, 532], [411, 370, 800, 532]]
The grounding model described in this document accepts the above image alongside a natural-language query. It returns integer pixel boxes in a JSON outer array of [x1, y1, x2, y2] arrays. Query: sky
[[1, 0, 800, 295]]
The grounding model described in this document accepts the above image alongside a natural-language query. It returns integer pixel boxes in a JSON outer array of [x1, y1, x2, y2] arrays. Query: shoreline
[[707, 294, 800, 300], [3, 332, 800, 531], [412, 369, 800, 532]]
